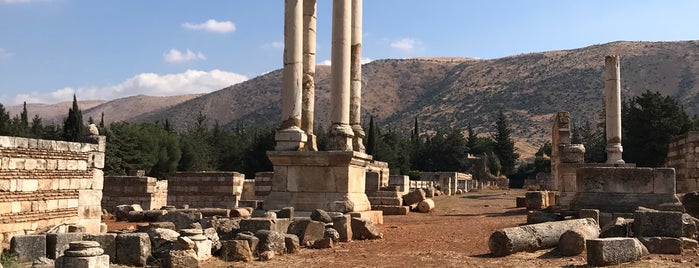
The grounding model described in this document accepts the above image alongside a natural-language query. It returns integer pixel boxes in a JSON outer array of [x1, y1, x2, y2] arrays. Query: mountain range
[[8, 40, 699, 159]]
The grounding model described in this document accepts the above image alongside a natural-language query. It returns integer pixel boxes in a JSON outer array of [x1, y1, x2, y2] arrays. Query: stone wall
[[102, 175, 167, 211], [166, 172, 244, 209], [667, 131, 699, 193], [0, 135, 105, 250], [418, 172, 474, 195]]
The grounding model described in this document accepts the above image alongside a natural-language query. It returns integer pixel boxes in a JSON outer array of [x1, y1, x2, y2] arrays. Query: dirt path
[[113, 189, 699, 267]]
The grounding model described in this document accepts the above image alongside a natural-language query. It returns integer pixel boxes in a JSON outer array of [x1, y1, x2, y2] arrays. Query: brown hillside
[[6, 100, 105, 125]]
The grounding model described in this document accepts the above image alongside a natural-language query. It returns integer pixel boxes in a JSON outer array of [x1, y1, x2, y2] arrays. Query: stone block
[[157, 211, 202, 231], [47, 233, 83, 259], [165, 249, 199, 268], [577, 167, 654, 193], [365, 172, 381, 193], [277, 207, 294, 219], [332, 215, 352, 242], [634, 210, 684, 237], [116, 233, 151, 266], [600, 217, 633, 238], [239, 218, 290, 234], [311, 237, 334, 249], [638, 237, 682, 254], [310, 209, 333, 223], [525, 191, 547, 210], [586, 238, 646, 267], [348, 210, 384, 225], [372, 205, 410, 215], [682, 237, 698, 249], [287, 218, 326, 245], [402, 188, 426, 206], [515, 197, 526, 208], [56, 255, 110, 268], [578, 209, 600, 225], [82, 233, 117, 261], [234, 233, 259, 254], [10, 234, 46, 262], [255, 230, 286, 255], [283, 234, 300, 253], [220, 240, 253, 262], [527, 210, 562, 224]]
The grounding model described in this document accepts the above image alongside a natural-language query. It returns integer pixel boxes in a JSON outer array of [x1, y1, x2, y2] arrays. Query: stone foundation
[[264, 151, 372, 212], [0, 135, 105, 251], [166, 172, 244, 209], [102, 175, 167, 211], [571, 167, 683, 212]]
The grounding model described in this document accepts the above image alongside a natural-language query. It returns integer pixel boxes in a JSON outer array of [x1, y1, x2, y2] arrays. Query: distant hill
[[11, 40, 699, 159]]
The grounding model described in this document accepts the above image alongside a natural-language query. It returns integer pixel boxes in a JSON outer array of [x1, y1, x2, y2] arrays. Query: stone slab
[[586, 238, 646, 266], [372, 205, 409, 215], [634, 210, 684, 238], [349, 210, 383, 225], [10, 234, 46, 262], [115, 233, 151, 266], [47, 233, 83, 259], [82, 233, 117, 262]]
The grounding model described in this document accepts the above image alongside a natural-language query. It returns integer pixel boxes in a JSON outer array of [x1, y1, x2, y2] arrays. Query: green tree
[[622, 90, 691, 167], [63, 95, 85, 141], [492, 111, 519, 176], [366, 116, 377, 155], [178, 112, 216, 171]]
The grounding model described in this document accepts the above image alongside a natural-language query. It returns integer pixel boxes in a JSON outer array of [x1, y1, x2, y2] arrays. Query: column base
[[606, 144, 625, 164], [327, 123, 354, 151], [351, 125, 366, 153], [275, 126, 307, 151]]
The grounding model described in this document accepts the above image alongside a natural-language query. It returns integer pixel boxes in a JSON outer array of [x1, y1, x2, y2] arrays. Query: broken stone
[[203, 228, 221, 254], [372, 205, 410, 215], [83, 233, 117, 262], [586, 238, 647, 267], [234, 233, 259, 254], [255, 230, 286, 255], [311, 237, 334, 249], [10, 234, 46, 262], [324, 228, 340, 242], [115, 232, 151, 266], [288, 218, 326, 245], [189, 234, 212, 261], [683, 213, 698, 239], [277, 207, 294, 219], [638, 237, 682, 254], [682, 191, 699, 218], [311, 209, 333, 223], [600, 217, 633, 238], [284, 234, 301, 254], [67, 225, 86, 233], [488, 218, 598, 257], [259, 250, 275, 261], [558, 225, 601, 256], [148, 228, 180, 258], [143, 210, 168, 222], [158, 211, 203, 231], [220, 240, 254, 262], [231, 208, 251, 218], [525, 191, 547, 210], [527, 210, 563, 224], [682, 237, 698, 249], [47, 232, 83, 259], [333, 215, 353, 242], [165, 249, 199, 268], [55, 241, 109, 268], [175, 236, 195, 250], [149, 221, 177, 231], [515, 197, 526, 208], [239, 218, 290, 234], [351, 217, 383, 240], [402, 189, 426, 206], [578, 209, 600, 225]]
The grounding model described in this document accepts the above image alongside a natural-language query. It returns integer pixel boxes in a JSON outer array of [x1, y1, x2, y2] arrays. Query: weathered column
[[301, 0, 318, 151], [349, 0, 365, 153], [327, 0, 354, 151], [275, 0, 308, 151], [604, 55, 624, 164]]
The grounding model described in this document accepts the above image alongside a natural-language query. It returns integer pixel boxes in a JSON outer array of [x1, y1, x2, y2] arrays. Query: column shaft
[[302, 0, 318, 151], [327, 0, 354, 151], [350, 0, 365, 152], [604, 55, 624, 164]]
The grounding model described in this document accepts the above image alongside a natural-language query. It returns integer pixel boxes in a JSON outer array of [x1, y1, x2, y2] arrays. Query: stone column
[[301, 0, 318, 151], [604, 55, 624, 164], [327, 0, 354, 151], [349, 0, 365, 152], [275, 0, 308, 151]]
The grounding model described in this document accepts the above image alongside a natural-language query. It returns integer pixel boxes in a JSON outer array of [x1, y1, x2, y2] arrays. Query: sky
[[1, 0, 698, 106]]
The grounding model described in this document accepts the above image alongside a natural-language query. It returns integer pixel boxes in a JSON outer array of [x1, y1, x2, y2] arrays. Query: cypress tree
[[492, 111, 519, 176], [63, 94, 85, 141]]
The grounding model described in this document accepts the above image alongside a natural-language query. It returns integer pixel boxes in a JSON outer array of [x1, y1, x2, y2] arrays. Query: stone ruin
[[667, 131, 699, 192], [497, 55, 691, 267]]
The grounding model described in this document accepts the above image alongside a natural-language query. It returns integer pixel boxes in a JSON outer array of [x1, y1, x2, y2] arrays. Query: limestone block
[[66, 160, 78, 170], [165, 249, 199, 268], [21, 179, 38, 192], [276, 207, 294, 219], [332, 215, 352, 242], [47, 233, 84, 259], [234, 233, 259, 253], [239, 218, 290, 234], [525, 191, 547, 210], [91, 153, 105, 169], [515, 197, 526, 208], [578, 209, 600, 225], [577, 167, 654, 193], [417, 199, 435, 212], [0, 179, 8, 191], [349, 210, 384, 225], [27, 138, 38, 148], [288, 218, 325, 245], [68, 142, 81, 152], [191, 235, 212, 261], [350, 217, 383, 240], [0, 136, 13, 147], [79, 190, 102, 207], [83, 233, 117, 261], [0, 202, 11, 214], [220, 240, 253, 262], [157, 211, 202, 231], [310, 209, 333, 223], [372, 205, 409, 215], [57, 159, 67, 170], [600, 217, 633, 238], [653, 168, 676, 194], [586, 238, 647, 266], [558, 225, 600, 256], [527, 211, 562, 224], [682, 237, 698, 249], [8, 158, 25, 170], [77, 160, 88, 171], [311, 237, 334, 249], [634, 210, 684, 237], [638, 237, 682, 254], [283, 234, 300, 253], [14, 138, 28, 148], [402, 189, 426, 206], [24, 159, 37, 170], [255, 230, 286, 255], [56, 254, 109, 268], [115, 233, 151, 266], [10, 234, 47, 262]]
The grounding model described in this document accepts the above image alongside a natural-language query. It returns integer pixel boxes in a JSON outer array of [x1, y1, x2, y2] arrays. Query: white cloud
[[0, 48, 11, 59], [182, 19, 235, 33], [11, 69, 248, 105], [390, 38, 420, 51], [163, 49, 206, 64], [270, 41, 284, 49]]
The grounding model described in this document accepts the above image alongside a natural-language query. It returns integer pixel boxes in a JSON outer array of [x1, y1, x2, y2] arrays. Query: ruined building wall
[[166, 172, 244, 209], [667, 131, 699, 193], [102, 176, 167, 211], [0, 135, 105, 249]]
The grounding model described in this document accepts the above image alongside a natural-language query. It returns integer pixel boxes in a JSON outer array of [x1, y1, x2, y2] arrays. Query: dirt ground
[[109, 189, 699, 267]]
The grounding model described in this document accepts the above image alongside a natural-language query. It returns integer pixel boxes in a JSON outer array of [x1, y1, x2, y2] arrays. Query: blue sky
[[1, 0, 698, 105]]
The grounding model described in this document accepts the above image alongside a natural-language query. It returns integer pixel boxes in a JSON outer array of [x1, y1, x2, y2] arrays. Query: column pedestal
[[264, 150, 372, 212]]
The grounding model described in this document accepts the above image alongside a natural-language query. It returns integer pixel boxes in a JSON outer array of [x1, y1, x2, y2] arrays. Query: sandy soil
[[108, 189, 699, 267]]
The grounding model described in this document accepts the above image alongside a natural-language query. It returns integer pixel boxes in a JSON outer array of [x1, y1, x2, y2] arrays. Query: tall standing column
[[327, 0, 354, 151], [275, 0, 307, 151], [301, 0, 318, 151], [604, 55, 625, 164], [349, 0, 365, 153]]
